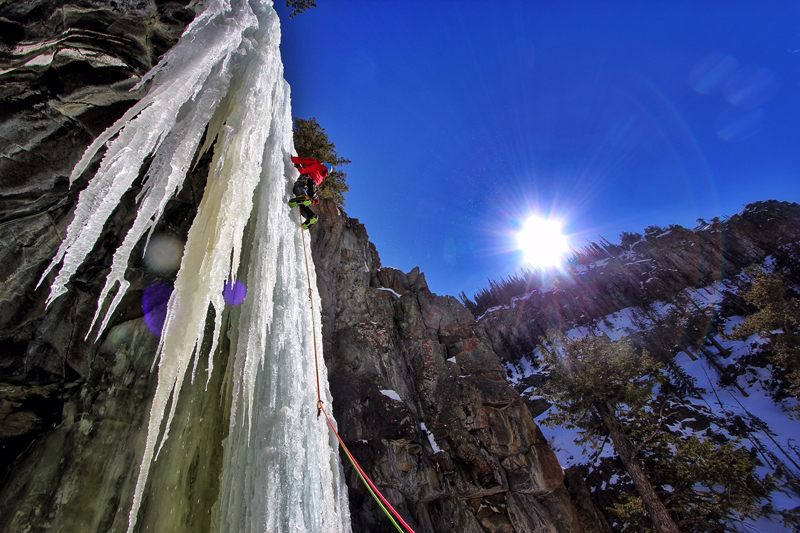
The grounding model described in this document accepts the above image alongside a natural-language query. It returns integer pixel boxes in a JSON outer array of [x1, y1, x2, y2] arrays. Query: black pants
[[292, 177, 316, 222]]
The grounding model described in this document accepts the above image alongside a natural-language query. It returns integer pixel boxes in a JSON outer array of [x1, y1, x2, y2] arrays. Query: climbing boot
[[301, 216, 318, 229], [288, 195, 312, 208]]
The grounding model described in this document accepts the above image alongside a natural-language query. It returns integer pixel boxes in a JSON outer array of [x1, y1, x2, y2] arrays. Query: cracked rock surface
[[311, 199, 608, 533], [0, 1, 201, 524]]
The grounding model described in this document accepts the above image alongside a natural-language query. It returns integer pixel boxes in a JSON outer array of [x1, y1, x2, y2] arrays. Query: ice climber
[[288, 156, 331, 229]]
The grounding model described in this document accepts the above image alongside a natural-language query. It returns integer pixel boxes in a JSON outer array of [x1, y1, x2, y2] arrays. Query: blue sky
[[275, 1, 800, 298]]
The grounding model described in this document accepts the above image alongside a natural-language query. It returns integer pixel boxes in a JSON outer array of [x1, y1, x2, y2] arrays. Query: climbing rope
[[298, 209, 416, 533], [319, 403, 416, 533], [299, 215, 322, 411]]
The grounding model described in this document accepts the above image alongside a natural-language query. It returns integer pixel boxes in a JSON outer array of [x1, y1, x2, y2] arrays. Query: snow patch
[[380, 389, 403, 403], [504, 355, 540, 385], [420, 422, 442, 454], [378, 287, 401, 298]]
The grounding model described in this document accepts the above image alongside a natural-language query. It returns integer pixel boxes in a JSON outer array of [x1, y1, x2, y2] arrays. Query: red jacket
[[292, 157, 329, 185]]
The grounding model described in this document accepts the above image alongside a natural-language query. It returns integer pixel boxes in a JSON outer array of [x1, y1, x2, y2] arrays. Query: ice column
[[215, 73, 351, 531], [37, 0, 350, 531]]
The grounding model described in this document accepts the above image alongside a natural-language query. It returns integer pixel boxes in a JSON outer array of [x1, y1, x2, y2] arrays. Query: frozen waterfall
[[38, 0, 351, 531]]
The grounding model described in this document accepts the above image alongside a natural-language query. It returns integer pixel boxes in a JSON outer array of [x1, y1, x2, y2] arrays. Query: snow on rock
[[534, 408, 614, 469], [420, 422, 442, 454], [567, 306, 639, 341], [377, 287, 402, 298], [504, 355, 539, 385], [380, 389, 403, 402], [673, 349, 800, 524]]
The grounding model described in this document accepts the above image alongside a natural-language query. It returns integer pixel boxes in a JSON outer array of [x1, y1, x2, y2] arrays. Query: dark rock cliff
[[0, 2, 218, 530], [311, 199, 609, 533], [0, 0, 197, 394], [0, 4, 602, 531]]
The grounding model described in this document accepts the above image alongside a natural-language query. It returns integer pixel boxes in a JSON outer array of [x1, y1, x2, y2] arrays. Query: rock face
[[311, 199, 608, 532], [0, 317, 232, 532], [0, 1, 212, 529], [0, 3, 605, 531]]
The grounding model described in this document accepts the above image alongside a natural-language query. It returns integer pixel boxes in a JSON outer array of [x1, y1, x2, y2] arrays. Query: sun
[[517, 216, 569, 268]]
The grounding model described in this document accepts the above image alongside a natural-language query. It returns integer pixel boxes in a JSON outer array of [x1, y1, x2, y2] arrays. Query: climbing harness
[[298, 210, 417, 533]]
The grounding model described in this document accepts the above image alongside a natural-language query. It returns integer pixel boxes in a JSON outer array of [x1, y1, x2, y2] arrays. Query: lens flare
[[716, 107, 765, 142], [143, 234, 184, 275], [688, 53, 737, 95], [143, 282, 173, 336], [724, 66, 779, 110], [517, 216, 569, 268], [223, 280, 247, 306]]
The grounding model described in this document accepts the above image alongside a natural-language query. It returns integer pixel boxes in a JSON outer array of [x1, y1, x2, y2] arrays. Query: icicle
[[216, 76, 351, 529], [38, 0, 254, 319], [39, 0, 352, 531], [87, 59, 236, 340]]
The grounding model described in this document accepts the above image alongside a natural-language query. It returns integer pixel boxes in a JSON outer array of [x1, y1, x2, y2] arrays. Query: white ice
[[37, 1, 351, 532]]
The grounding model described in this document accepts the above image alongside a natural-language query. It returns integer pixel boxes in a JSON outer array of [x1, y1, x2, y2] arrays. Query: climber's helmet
[[323, 163, 333, 173]]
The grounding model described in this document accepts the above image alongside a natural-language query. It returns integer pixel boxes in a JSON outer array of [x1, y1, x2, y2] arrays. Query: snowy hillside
[[474, 201, 800, 531]]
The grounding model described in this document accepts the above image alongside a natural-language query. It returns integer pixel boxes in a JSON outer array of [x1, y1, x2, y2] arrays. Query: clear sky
[[274, 0, 800, 299]]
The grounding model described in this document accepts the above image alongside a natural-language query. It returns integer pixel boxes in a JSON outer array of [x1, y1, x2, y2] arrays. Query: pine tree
[[292, 117, 351, 207], [539, 332, 680, 533], [727, 265, 800, 411], [286, 0, 317, 18], [651, 436, 770, 531], [538, 331, 771, 532]]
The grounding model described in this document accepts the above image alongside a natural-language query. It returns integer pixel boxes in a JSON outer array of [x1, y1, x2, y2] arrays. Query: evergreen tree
[[649, 437, 770, 531], [539, 331, 771, 532], [293, 117, 351, 207], [727, 266, 800, 411], [539, 332, 680, 533], [286, 0, 317, 18], [620, 231, 643, 249]]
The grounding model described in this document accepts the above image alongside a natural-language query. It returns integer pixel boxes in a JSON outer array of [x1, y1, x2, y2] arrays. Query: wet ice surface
[[38, 1, 350, 531]]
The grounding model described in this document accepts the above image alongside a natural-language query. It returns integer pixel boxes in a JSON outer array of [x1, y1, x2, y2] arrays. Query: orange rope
[[299, 208, 322, 409], [320, 404, 417, 533], [298, 211, 416, 533]]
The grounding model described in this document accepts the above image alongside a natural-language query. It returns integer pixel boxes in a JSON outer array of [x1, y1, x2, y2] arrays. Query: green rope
[[299, 206, 415, 533], [320, 406, 409, 533], [340, 438, 406, 532]]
